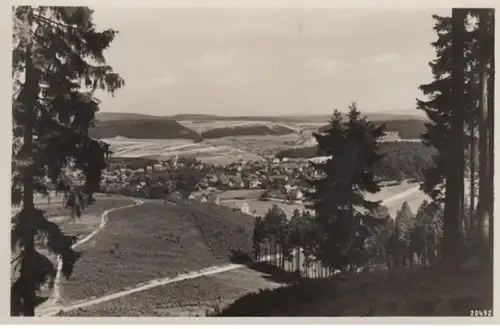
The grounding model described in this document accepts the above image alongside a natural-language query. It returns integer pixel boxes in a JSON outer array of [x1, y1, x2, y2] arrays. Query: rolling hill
[[168, 112, 425, 122], [57, 198, 256, 303], [89, 119, 203, 141], [95, 112, 161, 122], [91, 112, 428, 163], [96, 111, 425, 124], [94, 112, 427, 140]]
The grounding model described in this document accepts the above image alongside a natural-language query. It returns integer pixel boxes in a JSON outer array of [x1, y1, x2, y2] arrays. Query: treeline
[[276, 141, 437, 182], [372, 119, 427, 139], [318, 118, 427, 139], [373, 142, 437, 182], [251, 200, 445, 279], [201, 124, 296, 139]]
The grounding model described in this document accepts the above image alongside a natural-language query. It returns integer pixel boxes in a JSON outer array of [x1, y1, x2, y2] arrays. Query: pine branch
[[32, 13, 74, 31]]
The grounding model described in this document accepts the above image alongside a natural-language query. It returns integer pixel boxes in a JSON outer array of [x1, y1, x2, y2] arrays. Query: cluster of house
[[100, 154, 323, 204]]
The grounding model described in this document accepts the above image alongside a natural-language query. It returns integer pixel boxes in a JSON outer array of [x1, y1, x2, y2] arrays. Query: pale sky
[[91, 7, 451, 116]]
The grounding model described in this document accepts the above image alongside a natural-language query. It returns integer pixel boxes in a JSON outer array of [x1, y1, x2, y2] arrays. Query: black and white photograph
[[9, 1, 496, 321]]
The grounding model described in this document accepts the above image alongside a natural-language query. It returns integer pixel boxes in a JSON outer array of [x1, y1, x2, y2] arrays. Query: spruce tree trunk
[[274, 240, 278, 266], [486, 9, 495, 260], [477, 9, 491, 259], [469, 121, 476, 230], [267, 241, 270, 263], [15, 9, 37, 316], [264, 241, 267, 263], [442, 8, 466, 268], [281, 245, 285, 269], [295, 248, 300, 271], [424, 229, 428, 266]]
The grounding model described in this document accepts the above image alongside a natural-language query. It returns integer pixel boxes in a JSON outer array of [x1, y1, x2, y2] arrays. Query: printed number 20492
[[470, 309, 493, 317]]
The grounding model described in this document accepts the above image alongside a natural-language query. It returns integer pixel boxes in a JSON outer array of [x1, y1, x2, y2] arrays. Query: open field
[[215, 189, 267, 200], [56, 200, 255, 303], [102, 130, 423, 164], [93, 113, 428, 161], [103, 137, 263, 165], [179, 120, 303, 134], [206, 134, 317, 156]]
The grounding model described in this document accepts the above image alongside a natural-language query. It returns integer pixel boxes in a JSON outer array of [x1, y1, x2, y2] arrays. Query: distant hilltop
[[92, 112, 427, 141], [96, 111, 425, 123]]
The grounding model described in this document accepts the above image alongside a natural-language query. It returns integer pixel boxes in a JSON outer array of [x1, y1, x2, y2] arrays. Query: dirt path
[[35, 198, 144, 315], [380, 186, 420, 205], [37, 187, 421, 317]]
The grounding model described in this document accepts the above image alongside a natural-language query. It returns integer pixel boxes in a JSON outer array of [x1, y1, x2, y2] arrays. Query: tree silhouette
[[364, 205, 393, 268], [252, 216, 264, 260], [262, 205, 288, 266], [11, 6, 123, 316], [417, 9, 495, 266], [306, 103, 385, 272]]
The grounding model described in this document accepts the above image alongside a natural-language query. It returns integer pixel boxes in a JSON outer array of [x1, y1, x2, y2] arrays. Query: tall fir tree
[[306, 103, 385, 271], [11, 6, 124, 316], [469, 8, 495, 260], [440, 8, 467, 268], [417, 9, 495, 265]]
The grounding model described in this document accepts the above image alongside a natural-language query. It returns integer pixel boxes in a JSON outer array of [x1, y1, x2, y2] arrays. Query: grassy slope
[[215, 265, 493, 317], [57, 198, 135, 238], [59, 199, 255, 302], [61, 252, 491, 317], [61, 267, 282, 317], [12, 197, 135, 289]]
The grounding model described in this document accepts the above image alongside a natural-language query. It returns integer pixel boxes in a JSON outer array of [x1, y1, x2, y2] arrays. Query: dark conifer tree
[[306, 103, 385, 271], [11, 6, 123, 316]]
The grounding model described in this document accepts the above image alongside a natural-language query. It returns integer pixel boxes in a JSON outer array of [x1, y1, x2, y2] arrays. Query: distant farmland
[[103, 137, 263, 165]]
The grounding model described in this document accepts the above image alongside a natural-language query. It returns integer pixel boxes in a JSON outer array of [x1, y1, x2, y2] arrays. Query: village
[[98, 154, 331, 212]]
